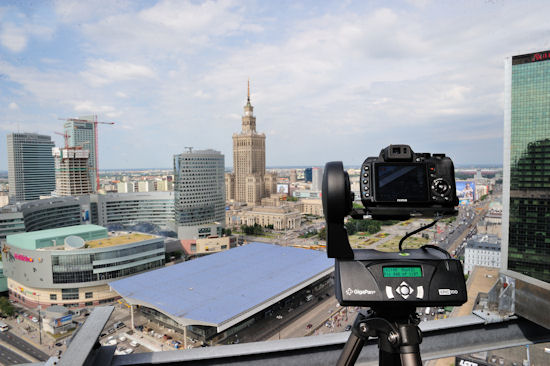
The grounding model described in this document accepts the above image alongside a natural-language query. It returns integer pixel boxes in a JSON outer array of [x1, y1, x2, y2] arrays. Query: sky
[[1, 0, 550, 170]]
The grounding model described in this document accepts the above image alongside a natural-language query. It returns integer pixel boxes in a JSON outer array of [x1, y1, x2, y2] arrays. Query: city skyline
[[2, 1, 550, 170]]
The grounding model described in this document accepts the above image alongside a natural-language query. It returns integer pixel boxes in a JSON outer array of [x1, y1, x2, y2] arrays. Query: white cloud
[[8, 102, 19, 110], [0, 23, 27, 52], [79, 0, 260, 58], [81, 59, 156, 86]]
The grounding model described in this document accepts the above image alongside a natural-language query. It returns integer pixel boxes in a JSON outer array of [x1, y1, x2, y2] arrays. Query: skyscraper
[[312, 167, 323, 191], [64, 116, 96, 192], [7, 133, 55, 201], [502, 49, 550, 327], [52, 147, 92, 196], [174, 148, 225, 239], [227, 82, 277, 205]]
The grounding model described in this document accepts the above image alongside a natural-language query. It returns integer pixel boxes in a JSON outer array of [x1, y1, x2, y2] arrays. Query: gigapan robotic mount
[[322, 145, 467, 366]]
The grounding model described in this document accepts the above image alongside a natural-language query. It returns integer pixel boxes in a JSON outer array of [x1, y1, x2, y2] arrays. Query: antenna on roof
[[184, 147, 193, 153]]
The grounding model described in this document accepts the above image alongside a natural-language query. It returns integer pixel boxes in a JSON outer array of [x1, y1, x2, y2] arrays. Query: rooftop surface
[[86, 233, 156, 248], [6, 225, 108, 250], [110, 242, 334, 329]]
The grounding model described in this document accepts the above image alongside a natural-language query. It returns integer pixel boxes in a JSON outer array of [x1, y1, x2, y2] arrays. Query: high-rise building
[[502, 49, 550, 327], [7, 133, 56, 201], [174, 149, 225, 239], [304, 167, 312, 183], [52, 147, 92, 196], [117, 182, 134, 193], [64, 116, 96, 192], [312, 167, 323, 191], [290, 169, 297, 183], [229, 82, 277, 205]]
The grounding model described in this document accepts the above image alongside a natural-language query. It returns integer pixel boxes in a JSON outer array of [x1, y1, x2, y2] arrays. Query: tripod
[[337, 306, 422, 366]]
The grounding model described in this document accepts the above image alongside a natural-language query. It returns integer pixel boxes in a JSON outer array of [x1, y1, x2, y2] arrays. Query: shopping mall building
[[1, 225, 165, 309]]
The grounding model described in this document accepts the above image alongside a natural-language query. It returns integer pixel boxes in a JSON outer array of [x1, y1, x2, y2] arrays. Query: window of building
[[85, 302, 93, 306], [191, 244, 196, 252], [62, 288, 79, 300], [85, 292, 93, 299]]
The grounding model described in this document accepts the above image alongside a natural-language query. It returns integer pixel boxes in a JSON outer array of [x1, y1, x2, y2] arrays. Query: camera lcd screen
[[383, 266, 422, 278], [375, 164, 428, 202]]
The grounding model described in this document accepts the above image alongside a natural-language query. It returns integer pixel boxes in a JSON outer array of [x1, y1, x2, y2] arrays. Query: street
[[0, 343, 31, 366]]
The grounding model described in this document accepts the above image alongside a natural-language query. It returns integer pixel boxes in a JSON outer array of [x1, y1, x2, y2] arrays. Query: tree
[[0, 297, 14, 317], [318, 227, 326, 240]]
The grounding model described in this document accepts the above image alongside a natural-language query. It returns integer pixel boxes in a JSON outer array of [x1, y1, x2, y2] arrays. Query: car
[[345, 325, 352, 331], [276, 315, 283, 320], [306, 324, 313, 329], [108, 328, 116, 334], [55, 342, 63, 347], [31, 317, 38, 323], [129, 340, 139, 347], [118, 336, 127, 342]]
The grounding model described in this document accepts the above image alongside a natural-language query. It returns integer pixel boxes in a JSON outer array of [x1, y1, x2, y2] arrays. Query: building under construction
[[52, 147, 92, 196]]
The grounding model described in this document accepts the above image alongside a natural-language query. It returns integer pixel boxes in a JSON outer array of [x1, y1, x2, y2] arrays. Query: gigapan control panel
[[334, 247, 467, 307]]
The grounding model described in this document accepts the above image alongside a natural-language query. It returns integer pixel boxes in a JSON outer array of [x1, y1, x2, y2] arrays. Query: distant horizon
[[0, 163, 504, 176]]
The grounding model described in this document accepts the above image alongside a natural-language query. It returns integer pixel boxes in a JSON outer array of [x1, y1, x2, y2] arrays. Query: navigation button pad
[[395, 281, 414, 299]]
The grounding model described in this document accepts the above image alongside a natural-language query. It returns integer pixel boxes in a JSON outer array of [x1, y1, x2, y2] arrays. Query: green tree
[[318, 227, 326, 240], [0, 297, 14, 317]]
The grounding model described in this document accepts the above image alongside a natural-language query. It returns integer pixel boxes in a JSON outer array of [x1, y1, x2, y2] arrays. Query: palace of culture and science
[[225, 83, 277, 206]]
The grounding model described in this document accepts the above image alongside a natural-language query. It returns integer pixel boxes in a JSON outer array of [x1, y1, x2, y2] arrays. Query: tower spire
[[247, 79, 250, 102]]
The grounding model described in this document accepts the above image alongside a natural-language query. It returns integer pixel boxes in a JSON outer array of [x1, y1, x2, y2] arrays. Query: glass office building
[[503, 50, 550, 284]]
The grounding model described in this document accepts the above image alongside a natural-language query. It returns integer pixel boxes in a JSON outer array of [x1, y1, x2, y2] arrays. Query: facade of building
[[95, 192, 175, 229], [52, 147, 93, 196], [300, 199, 324, 216], [174, 149, 225, 239], [117, 182, 134, 193], [138, 181, 155, 192], [464, 234, 501, 274], [0, 193, 176, 241], [501, 49, 550, 329], [226, 205, 301, 230], [1, 225, 165, 309], [180, 236, 236, 257], [7, 133, 56, 202], [503, 50, 550, 283], [228, 84, 276, 206], [304, 168, 312, 183], [311, 167, 323, 191], [64, 116, 97, 192]]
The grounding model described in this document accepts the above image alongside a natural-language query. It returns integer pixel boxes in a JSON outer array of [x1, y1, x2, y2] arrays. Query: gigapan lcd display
[[375, 164, 428, 202], [383, 266, 423, 278]]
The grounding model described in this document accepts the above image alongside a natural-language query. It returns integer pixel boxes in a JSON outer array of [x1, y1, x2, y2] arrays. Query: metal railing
[[32, 306, 550, 366]]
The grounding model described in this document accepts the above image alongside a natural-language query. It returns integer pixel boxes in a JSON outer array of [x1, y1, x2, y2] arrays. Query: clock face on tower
[[245, 110, 251, 116]]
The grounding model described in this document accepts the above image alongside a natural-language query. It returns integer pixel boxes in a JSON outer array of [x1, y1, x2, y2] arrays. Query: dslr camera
[[361, 145, 457, 211]]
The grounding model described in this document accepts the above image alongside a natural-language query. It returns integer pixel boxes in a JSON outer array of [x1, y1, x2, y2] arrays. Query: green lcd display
[[383, 266, 422, 278]]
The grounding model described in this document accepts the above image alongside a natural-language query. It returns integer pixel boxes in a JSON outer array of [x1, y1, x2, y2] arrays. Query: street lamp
[[37, 293, 42, 345]]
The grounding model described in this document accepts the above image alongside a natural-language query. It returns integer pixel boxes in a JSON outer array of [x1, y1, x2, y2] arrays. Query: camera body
[[359, 144, 458, 219]]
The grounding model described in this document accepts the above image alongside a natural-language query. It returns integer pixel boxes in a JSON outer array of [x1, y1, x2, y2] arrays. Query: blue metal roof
[[110, 242, 333, 326]]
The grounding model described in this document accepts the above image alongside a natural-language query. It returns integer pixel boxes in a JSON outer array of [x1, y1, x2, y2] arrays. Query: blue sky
[[1, 0, 550, 170]]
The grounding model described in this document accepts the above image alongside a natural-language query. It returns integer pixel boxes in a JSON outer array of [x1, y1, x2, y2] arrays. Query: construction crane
[[54, 131, 71, 149], [58, 115, 115, 191]]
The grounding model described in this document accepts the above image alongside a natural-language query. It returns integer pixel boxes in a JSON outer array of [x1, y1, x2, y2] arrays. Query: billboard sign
[[81, 204, 91, 224], [277, 184, 289, 194], [456, 181, 475, 205]]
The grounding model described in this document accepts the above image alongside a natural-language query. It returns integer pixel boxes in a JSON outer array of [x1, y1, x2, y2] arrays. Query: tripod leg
[[336, 331, 366, 366], [398, 324, 422, 366]]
